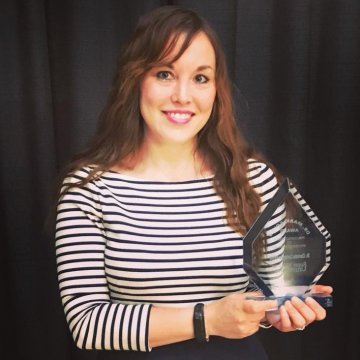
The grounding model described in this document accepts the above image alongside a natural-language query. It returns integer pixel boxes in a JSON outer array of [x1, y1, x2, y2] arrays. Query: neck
[[123, 141, 211, 181]]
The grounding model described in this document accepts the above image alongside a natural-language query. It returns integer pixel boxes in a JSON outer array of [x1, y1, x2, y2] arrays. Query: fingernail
[[292, 296, 302, 304], [305, 297, 316, 305]]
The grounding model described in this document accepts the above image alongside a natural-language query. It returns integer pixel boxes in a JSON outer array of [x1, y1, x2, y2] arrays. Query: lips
[[162, 110, 194, 125]]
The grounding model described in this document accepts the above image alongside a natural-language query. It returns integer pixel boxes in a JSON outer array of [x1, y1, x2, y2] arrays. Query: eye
[[156, 71, 173, 81], [194, 74, 209, 84]]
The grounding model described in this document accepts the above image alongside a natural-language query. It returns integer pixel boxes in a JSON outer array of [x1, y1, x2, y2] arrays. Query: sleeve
[[247, 160, 286, 291], [288, 183, 331, 288], [55, 170, 152, 351]]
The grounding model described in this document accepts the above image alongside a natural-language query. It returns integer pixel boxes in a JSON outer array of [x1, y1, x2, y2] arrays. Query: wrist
[[193, 303, 210, 342], [203, 304, 211, 338]]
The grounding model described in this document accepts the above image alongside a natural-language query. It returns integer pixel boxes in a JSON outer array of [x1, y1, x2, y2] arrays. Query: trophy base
[[246, 293, 333, 308]]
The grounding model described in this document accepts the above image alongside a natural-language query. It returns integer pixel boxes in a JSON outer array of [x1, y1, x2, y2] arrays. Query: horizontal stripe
[[55, 159, 290, 351]]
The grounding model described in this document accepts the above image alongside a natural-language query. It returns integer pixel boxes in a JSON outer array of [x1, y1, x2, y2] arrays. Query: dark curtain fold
[[0, 0, 358, 359]]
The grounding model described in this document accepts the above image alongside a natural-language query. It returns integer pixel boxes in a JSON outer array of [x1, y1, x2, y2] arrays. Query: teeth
[[169, 112, 191, 119]]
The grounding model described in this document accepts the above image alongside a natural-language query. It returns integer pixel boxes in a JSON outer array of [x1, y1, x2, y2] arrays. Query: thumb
[[243, 297, 278, 313]]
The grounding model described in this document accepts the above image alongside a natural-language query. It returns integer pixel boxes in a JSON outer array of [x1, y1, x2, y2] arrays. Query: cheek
[[140, 81, 153, 110], [140, 80, 167, 109], [199, 89, 216, 112]]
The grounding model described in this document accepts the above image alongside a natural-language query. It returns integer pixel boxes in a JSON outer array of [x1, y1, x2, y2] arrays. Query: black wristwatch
[[193, 303, 209, 343]]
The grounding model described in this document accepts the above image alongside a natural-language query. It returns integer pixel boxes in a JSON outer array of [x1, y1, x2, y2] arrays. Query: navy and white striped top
[[55, 160, 285, 352]]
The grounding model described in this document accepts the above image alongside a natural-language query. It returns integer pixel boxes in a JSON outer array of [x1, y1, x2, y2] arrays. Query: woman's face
[[139, 31, 216, 148]]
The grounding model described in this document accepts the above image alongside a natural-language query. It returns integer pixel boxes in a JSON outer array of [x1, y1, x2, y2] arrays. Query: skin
[[266, 285, 333, 331], [140, 32, 216, 149], [123, 31, 216, 181], [121, 31, 333, 347]]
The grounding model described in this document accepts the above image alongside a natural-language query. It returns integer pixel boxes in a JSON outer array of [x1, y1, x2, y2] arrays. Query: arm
[[148, 293, 279, 348], [56, 175, 151, 351], [247, 160, 286, 290], [247, 161, 332, 331], [56, 172, 278, 351]]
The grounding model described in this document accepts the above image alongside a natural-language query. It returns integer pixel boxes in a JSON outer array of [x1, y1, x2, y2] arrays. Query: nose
[[170, 80, 191, 104]]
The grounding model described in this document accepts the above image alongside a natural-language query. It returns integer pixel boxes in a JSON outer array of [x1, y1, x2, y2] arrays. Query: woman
[[55, 5, 332, 359]]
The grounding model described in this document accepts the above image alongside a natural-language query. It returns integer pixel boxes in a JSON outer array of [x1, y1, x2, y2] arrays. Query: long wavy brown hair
[[57, 6, 278, 259]]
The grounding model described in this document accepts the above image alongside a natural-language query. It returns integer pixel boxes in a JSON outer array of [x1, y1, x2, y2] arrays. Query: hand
[[205, 292, 278, 339], [311, 284, 333, 296], [266, 284, 333, 332]]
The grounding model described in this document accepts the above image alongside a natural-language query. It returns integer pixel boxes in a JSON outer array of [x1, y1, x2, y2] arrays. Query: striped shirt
[[55, 160, 285, 352]]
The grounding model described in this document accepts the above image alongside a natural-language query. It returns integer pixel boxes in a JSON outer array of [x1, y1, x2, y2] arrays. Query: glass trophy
[[244, 178, 332, 308]]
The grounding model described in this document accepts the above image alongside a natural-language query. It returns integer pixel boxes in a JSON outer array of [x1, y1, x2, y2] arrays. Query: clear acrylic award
[[244, 178, 332, 308]]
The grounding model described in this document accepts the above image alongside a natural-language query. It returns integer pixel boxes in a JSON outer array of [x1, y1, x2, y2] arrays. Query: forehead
[[159, 31, 216, 68]]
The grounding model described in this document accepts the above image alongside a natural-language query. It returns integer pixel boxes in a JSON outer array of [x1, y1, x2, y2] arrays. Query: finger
[[266, 309, 281, 324], [304, 296, 327, 321], [284, 300, 306, 329], [277, 305, 292, 330], [311, 285, 333, 295], [240, 291, 264, 300], [290, 297, 316, 324], [245, 291, 264, 297], [244, 299, 278, 314]]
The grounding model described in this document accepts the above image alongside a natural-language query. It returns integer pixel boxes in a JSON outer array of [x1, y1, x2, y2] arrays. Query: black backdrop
[[1, 0, 358, 359]]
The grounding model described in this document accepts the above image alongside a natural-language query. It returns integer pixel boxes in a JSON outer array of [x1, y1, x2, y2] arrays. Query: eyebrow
[[197, 65, 214, 71], [162, 63, 214, 71]]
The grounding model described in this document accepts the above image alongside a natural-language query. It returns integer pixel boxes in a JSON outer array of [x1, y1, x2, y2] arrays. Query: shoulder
[[59, 165, 102, 200], [62, 166, 93, 185], [246, 158, 279, 203], [247, 159, 276, 186], [57, 166, 104, 220]]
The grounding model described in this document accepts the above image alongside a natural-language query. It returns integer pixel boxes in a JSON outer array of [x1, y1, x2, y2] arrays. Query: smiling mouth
[[163, 111, 194, 124]]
